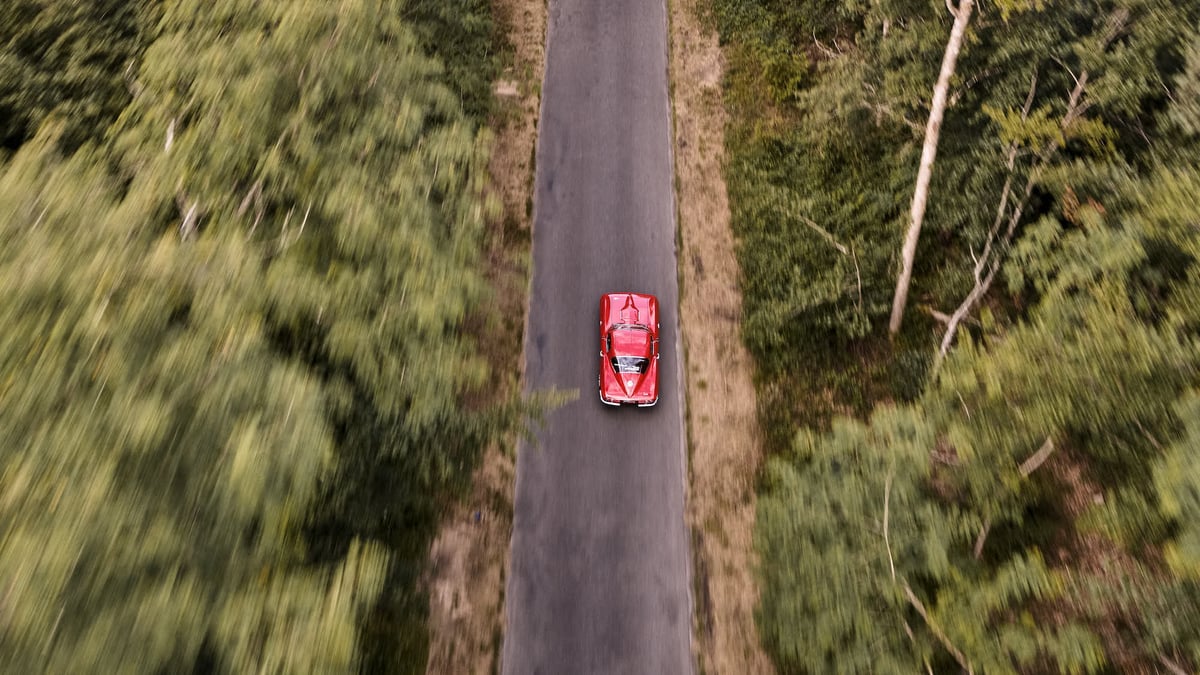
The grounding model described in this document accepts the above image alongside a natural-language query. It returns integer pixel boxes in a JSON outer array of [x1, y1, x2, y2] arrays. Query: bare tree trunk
[[888, 0, 975, 335]]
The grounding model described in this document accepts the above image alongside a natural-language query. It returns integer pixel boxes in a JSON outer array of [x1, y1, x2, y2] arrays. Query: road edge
[[665, 0, 777, 671]]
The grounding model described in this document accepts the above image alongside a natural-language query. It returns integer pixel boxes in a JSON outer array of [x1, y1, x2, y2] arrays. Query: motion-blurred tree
[[0, 133, 389, 673], [0, 0, 156, 153], [0, 0, 511, 671]]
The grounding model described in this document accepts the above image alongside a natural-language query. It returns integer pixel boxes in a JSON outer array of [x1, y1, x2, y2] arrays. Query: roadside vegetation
[[0, 1, 522, 672], [712, 0, 1200, 671]]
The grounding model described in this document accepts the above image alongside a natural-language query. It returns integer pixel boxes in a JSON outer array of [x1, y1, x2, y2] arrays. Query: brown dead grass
[[423, 0, 545, 671], [667, 0, 775, 672]]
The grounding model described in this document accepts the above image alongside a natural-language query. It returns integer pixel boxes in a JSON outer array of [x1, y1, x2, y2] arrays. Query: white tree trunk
[[888, 0, 975, 335]]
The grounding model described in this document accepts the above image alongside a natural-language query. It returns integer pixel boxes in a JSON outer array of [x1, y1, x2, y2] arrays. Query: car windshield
[[612, 355, 650, 374]]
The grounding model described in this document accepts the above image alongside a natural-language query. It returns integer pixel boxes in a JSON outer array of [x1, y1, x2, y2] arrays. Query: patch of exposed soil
[[667, 0, 776, 671], [423, 0, 545, 671]]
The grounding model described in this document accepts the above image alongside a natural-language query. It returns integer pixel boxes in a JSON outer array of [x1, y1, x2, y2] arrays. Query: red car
[[599, 292, 660, 407]]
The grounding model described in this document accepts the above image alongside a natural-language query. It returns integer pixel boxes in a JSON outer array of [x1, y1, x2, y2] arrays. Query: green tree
[[0, 0, 157, 153], [757, 407, 1105, 673], [756, 126, 1200, 675], [0, 0, 514, 670], [0, 133, 389, 673], [718, 0, 1199, 431], [746, 7, 1200, 670]]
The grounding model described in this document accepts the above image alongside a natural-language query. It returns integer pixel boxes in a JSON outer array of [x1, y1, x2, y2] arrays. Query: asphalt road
[[500, 0, 693, 670]]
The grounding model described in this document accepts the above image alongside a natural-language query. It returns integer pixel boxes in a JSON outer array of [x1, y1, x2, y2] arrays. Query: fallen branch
[[1019, 436, 1056, 478], [904, 583, 974, 674], [796, 214, 864, 311], [884, 465, 896, 582], [888, 0, 976, 335], [1158, 654, 1189, 675], [799, 215, 848, 255], [973, 518, 991, 560], [179, 201, 199, 240]]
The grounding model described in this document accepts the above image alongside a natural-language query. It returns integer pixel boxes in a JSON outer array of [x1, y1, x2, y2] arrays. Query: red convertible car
[[599, 292, 660, 407]]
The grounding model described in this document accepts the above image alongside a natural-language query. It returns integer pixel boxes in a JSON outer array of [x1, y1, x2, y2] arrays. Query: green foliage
[[1156, 393, 1200, 577], [0, 0, 157, 153], [721, 0, 1200, 425], [0, 0, 516, 671], [0, 134, 388, 673], [400, 0, 504, 119], [757, 408, 956, 673], [1166, 28, 1200, 139], [757, 407, 1106, 674], [755, 134, 1200, 674], [731, 1, 1200, 671]]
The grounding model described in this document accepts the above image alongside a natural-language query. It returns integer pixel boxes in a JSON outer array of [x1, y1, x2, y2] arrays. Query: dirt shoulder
[[423, 0, 545, 671], [667, 0, 775, 672]]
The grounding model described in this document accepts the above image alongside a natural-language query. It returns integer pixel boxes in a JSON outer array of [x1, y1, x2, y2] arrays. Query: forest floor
[[423, 0, 545, 669], [425, 0, 775, 671], [667, 0, 776, 672]]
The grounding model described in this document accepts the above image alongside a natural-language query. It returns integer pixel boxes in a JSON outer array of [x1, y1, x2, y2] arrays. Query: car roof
[[610, 327, 652, 356]]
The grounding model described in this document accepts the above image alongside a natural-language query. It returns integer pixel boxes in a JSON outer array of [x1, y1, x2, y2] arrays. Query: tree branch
[[973, 518, 991, 560], [1158, 654, 1189, 675], [949, 68, 996, 107], [1019, 437, 1056, 478], [851, 247, 863, 312], [796, 215, 864, 311], [884, 465, 896, 582], [1061, 70, 1091, 131], [865, 102, 925, 133], [932, 66, 1100, 373], [236, 179, 263, 218], [179, 201, 199, 240], [904, 583, 974, 674], [971, 69, 1039, 278], [811, 35, 839, 59], [799, 215, 848, 255], [926, 307, 953, 325]]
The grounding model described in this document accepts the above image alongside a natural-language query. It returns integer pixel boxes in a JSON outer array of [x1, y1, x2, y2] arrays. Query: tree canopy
[[716, 0, 1200, 671], [0, 0, 510, 671]]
